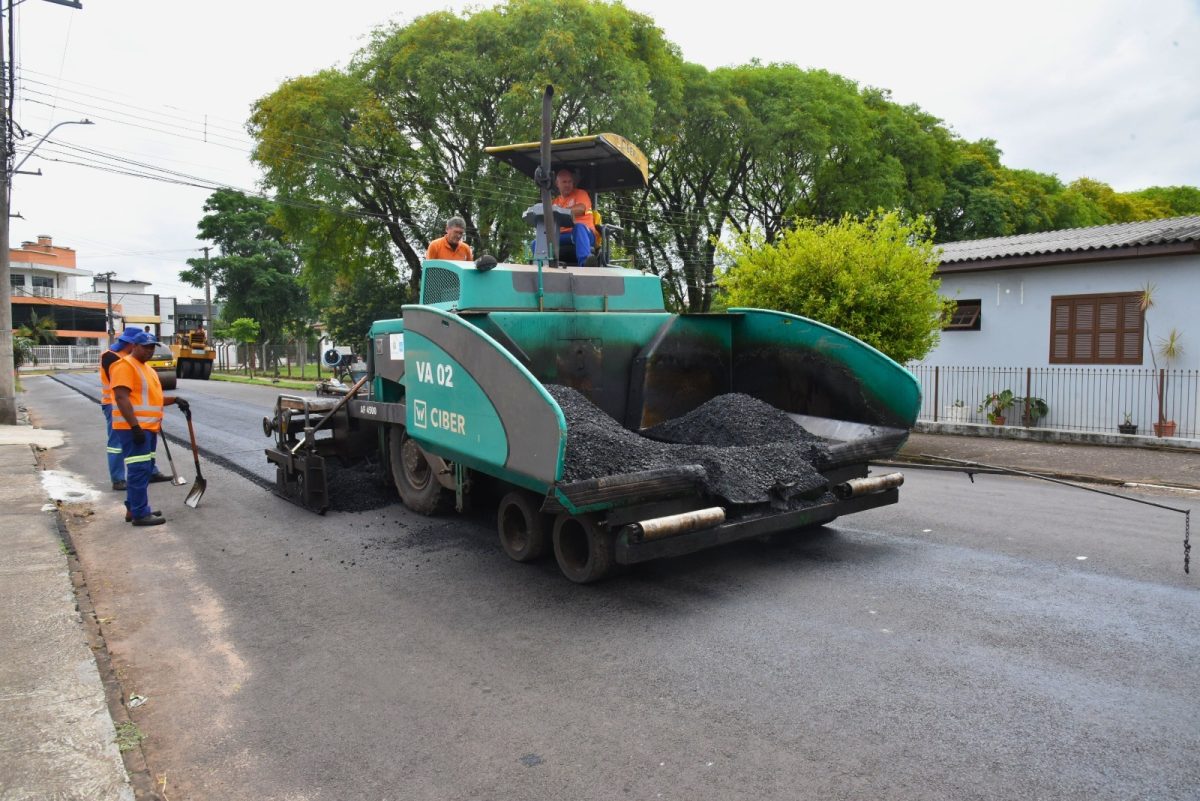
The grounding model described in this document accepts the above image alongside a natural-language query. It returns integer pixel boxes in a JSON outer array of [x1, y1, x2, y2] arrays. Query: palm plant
[[1141, 283, 1185, 435], [16, 310, 58, 345]]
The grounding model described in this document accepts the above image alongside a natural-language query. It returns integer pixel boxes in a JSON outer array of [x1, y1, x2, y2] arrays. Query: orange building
[[9, 235, 115, 344]]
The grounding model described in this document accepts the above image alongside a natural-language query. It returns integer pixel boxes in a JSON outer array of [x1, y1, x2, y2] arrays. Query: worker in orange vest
[[110, 330, 189, 525], [100, 326, 171, 490]]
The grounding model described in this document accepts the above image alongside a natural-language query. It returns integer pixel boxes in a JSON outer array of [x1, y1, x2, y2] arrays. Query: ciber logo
[[413, 399, 428, 429]]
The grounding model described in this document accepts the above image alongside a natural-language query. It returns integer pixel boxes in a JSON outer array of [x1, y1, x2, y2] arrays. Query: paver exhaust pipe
[[635, 507, 726, 540], [834, 472, 904, 499]]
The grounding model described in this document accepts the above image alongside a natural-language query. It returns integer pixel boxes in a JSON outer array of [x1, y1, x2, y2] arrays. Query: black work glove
[[175, 398, 190, 414], [131, 425, 146, 446]]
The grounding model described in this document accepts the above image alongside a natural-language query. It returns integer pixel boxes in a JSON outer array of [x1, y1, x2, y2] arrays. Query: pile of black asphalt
[[548, 386, 832, 506], [324, 458, 395, 512]]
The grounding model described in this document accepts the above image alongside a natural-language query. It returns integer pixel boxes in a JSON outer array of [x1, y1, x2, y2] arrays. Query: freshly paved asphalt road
[[26, 374, 1200, 801]]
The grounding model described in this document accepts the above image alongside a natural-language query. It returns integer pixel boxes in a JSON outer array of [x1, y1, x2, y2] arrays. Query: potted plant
[[943, 398, 968, 423], [1018, 396, 1048, 427], [1141, 283, 1183, 438], [977, 389, 1016, 425], [1118, 412, 1137, 436]]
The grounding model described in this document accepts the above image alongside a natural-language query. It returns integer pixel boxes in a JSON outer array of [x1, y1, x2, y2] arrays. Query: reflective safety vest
[[110, 355, 164, 431], [98, 350, 121, 405]]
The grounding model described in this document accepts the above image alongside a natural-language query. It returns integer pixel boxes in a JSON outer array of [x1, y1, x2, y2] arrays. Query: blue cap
[[109, 326, 143, 351], [131, 330, 160, 346]]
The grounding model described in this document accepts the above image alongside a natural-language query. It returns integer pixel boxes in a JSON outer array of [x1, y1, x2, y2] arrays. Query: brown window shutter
[[1050, 292, 1144, 365]]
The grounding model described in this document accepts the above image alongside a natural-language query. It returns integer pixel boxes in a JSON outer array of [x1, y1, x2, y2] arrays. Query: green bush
[[718, 211, 951, 364], [12, 336, 35, 369]]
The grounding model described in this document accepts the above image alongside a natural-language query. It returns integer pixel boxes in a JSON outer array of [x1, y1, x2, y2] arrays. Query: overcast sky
[[9, 0, 1198, 301]]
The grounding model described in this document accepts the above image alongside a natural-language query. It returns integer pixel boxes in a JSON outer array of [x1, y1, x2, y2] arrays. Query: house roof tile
[[937, 215, 1200, 264]]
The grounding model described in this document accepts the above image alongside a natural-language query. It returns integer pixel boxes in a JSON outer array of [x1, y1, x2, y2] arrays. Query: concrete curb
[[915, 420, 1200, 451]]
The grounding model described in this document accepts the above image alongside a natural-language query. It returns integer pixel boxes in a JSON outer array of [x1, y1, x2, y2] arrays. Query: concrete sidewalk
[[0, 424, 133, 801]]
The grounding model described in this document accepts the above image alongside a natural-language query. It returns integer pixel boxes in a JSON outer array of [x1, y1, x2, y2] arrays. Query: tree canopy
[[243, 0, 1197, 318]]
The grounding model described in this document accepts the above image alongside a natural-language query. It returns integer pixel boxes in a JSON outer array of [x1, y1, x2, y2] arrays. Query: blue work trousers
[[103, 404, 157, 482], [115, 428, 158, 520], [559, 224, 595, 264], [102, 404, 124, 482], [530, 224, 596, 265]]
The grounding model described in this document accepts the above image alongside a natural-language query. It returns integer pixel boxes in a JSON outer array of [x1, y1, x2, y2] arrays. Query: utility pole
[[96, 271, 115, 342], [201, 246, 213, 332], [0, 4, 15, 424], [0, 0, 85, 424]]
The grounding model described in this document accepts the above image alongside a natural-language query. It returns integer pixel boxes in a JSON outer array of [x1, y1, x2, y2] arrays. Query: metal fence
[[24, 345, 103, 369], [908, 365, 1200, 439]]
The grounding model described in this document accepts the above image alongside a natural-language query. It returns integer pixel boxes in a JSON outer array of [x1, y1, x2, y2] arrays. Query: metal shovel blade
[[184, 477, 206, 508]]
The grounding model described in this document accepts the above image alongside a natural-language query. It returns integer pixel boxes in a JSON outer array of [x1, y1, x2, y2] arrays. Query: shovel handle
[[184, 408, 204, 479]]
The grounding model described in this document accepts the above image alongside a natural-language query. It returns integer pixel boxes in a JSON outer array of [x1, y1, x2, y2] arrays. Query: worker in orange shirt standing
[[552, 168, 596, 265], [100, 326, 172, 490], [426, 217, 474, 261], [110, 330, 189, 525]]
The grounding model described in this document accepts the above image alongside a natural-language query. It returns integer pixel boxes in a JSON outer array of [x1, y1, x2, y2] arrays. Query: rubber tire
[[180, 360, 194, 379], [200, 360, 212, 379], [158, 372, 177, 391], [388, 426, 452, 515], [552, 513, 615, 583], [497, 491, 549, 562]]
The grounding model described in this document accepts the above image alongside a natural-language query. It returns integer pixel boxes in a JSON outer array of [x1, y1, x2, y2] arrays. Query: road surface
[[24, 374, 1200, 801]]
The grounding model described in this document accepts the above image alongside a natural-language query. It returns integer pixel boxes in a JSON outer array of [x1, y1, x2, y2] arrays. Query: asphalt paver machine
[[264, 87, 920, 582]]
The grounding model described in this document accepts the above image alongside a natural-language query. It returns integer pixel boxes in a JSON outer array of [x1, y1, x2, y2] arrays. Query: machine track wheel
[[159, 373, 177, 391], [388, 426, 452, 515], [497, 490, 550, 562], [552, 513, 615, 583]]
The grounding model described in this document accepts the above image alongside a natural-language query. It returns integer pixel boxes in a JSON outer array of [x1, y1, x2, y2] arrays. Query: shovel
[[183, 408, 207, 508], [158, 426, 189, 486]]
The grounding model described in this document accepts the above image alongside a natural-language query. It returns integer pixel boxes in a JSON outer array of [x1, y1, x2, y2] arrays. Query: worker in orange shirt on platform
[[426, 217, 474, 261], [552, 168, 596, 265]]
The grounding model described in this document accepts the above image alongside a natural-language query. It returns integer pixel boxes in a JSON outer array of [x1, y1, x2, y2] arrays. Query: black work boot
[[149, 472, 171, 484], [131, 514, 166, 527], [125, 510, 163, 523], [112, 480, 127, 491]]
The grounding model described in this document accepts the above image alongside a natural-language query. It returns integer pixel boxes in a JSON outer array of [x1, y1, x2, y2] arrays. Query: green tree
[[322, 265, 411, 354], [626, 63, 753, 311], [1065, 177, 1171, 223], [718, 212, 950, 363], [1133, 185, 1200, 216], [250, 0, 683, 292], [228, 317, 261, 378], [732, 66, 898, 239], [180, 189, 308, 370]]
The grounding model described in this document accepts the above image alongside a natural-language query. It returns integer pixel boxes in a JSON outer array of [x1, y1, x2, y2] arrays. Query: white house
[[916, 216, 1200, 437]]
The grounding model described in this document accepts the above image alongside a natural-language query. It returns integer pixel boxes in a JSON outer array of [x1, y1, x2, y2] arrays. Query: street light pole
[[12, 118, 94, 175]]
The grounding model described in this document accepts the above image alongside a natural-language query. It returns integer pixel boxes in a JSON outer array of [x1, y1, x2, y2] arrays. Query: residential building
[[928, 216, 1199, 370], [9, 235, 110, 344], [916, 216, 1200, 436], [84, 278, 177, 342]]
